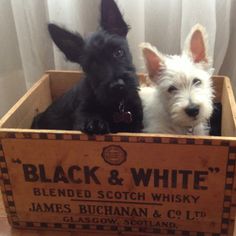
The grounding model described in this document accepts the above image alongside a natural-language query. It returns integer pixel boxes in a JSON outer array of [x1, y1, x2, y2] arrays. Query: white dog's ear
[[140, 42, 165, 81], [183, 24, 210, 67]]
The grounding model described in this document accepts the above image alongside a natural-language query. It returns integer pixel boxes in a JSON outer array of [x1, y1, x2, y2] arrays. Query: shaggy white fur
[[140, 24, 214, 135]]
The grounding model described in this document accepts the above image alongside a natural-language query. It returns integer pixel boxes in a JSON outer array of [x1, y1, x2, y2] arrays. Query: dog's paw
[[82, 119, 110, 135]]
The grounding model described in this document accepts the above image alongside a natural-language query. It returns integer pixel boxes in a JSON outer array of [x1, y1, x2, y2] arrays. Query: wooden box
[[0, 70, 236, 236]]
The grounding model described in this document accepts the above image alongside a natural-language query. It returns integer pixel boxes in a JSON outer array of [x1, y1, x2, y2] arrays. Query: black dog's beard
[[93, 76, 139, 107], [95, 84, 127, 106]]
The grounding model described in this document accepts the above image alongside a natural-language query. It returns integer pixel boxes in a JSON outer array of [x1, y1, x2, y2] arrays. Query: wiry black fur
[[31, 0, 143, 134]]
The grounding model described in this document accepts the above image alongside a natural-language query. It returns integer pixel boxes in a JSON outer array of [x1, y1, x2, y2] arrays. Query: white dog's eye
[[193, 78, 202, 86], [113, 48, 125, 58], [168, 85, 177, 93]]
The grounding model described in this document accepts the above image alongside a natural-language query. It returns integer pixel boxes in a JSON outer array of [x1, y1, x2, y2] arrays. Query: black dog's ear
[[48, 24, 85, 63], [100, 0, 129, 37]]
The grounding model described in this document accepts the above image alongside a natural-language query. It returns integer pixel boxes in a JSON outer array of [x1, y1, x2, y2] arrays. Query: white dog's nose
[[185, 104, 200, 117]]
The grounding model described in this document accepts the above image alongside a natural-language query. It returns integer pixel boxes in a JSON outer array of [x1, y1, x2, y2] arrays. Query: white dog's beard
[[170, 110, 205, 127], [169, 104, 209, 127], [140, 83, 213, 135]]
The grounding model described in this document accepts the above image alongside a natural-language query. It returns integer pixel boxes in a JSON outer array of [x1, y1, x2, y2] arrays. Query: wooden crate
[[0, 70, 236, 236]]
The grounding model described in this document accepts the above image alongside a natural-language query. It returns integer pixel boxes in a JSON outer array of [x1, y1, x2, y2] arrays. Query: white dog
[[140, 24, 214, 135]]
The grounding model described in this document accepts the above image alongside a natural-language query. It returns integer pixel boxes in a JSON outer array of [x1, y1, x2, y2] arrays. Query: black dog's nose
[[110, 79, 125, 91], [185, 104, 200, 117]]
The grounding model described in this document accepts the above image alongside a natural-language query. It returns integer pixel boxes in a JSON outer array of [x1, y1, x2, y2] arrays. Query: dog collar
[[186, 126, 194, 135], [113, 100, 133, 124], [185, 120, 211, 135]]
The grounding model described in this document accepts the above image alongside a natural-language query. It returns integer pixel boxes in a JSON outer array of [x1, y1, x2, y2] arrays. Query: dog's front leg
[[73, 109, 110, 135]]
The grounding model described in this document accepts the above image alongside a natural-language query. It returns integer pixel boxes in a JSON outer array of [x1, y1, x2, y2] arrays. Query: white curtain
[[0, 0, 235, 118]]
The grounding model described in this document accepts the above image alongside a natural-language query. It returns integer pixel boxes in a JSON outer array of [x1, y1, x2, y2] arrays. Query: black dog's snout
[[185, 104, 200, 117], [109, 79, 125, 91]]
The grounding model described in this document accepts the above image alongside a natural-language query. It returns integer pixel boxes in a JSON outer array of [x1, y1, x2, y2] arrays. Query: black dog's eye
[[193, 78, 202, 86], [168, 85, 177, 93], [113, 48, 125, 58]]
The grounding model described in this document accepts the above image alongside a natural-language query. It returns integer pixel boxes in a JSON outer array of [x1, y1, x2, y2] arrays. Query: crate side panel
[[212, 76, 224, 103], [48, 70, 84, 101], [0, 135, 233, 235], [221, 77, 236, 137], [0, 75, 51, 129]]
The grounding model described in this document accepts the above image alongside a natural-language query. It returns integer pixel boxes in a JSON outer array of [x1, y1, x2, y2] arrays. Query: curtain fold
[[0, 0, 236, 118], [220, 0, 236, 91], [10, 0, 54, 89], [47, 0, 100, 70], [0, 0, 26, 117]]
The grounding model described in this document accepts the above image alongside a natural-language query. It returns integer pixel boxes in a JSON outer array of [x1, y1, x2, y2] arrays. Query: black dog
[[32, 0, 143, 134]]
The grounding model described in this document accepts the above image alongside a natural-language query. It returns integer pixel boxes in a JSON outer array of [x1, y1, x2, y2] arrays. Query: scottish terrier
[[32, 0, 143, 134], [140, 24, 214, 135]]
